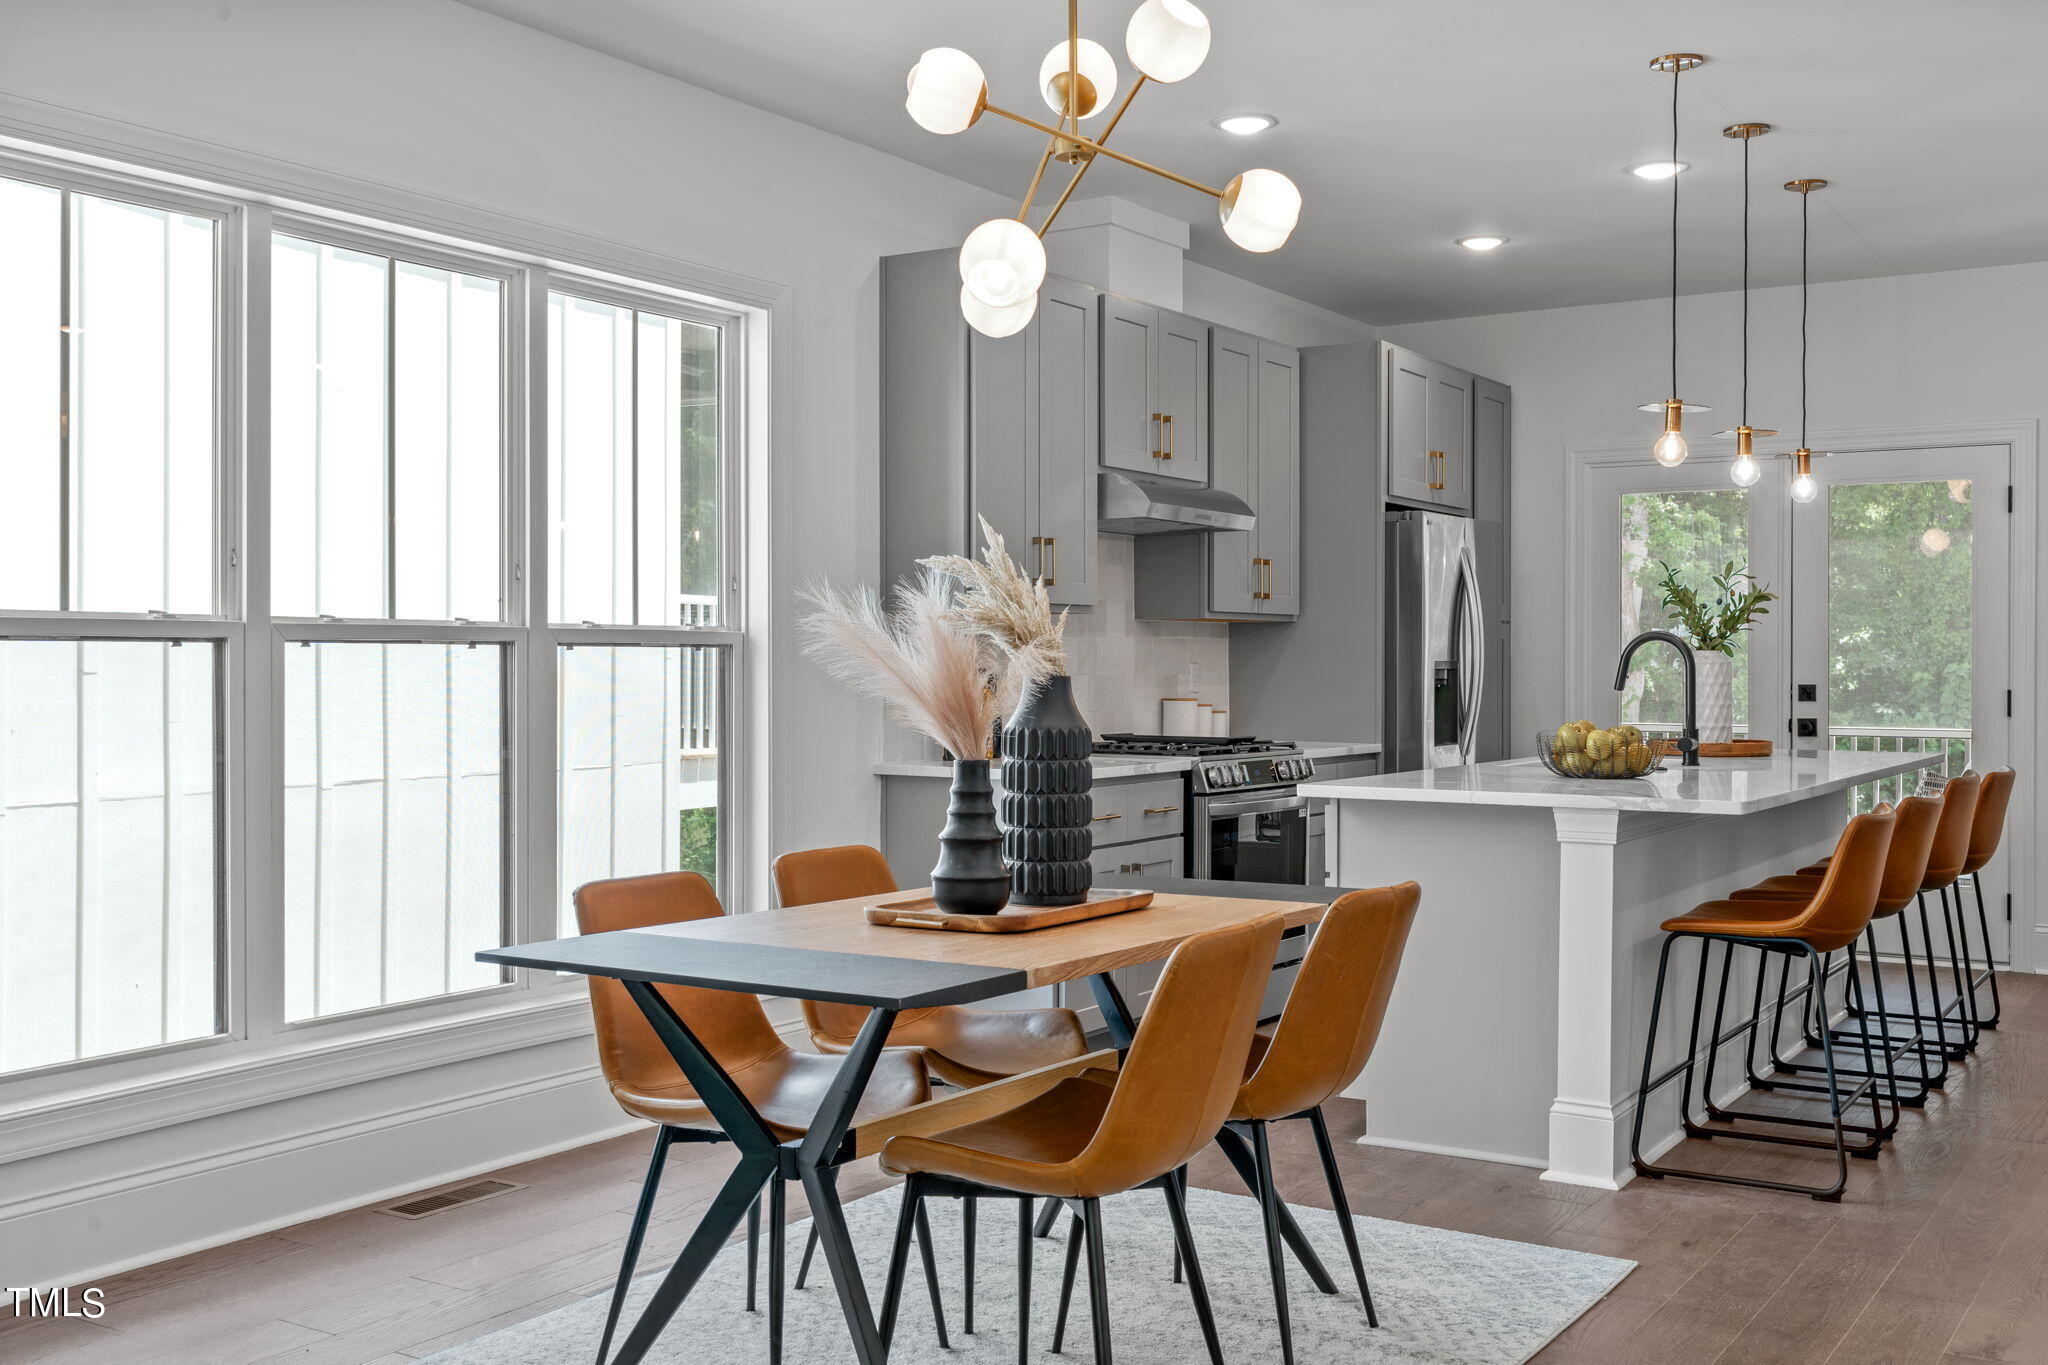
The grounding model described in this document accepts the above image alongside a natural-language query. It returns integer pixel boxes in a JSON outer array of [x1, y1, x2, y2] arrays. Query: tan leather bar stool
[[876, 913, 1286, 1365], [1630, 806, 1895, 1199], [575, 872, 943, 1365], [1728, 792, 1946, 1104], [772, 844, 1090, 1326], [1958, 767, 2016, 1027]]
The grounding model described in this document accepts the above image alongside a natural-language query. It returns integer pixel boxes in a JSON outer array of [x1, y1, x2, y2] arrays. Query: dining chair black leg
[[879, 1178, 921, 1349], [913, 1193, 951, 1349], [1213, 1124, 1339, 1293], [1033, 1197, 1062, 1239], [1160, 1170, 1225, 1365], [963, 1192, 978, 1334], [744, 1192, 760, 1312], [1081, 1197, 1115, 1365], [1016, 1197, 1034, 1365], [1251, 1119, 1297, 1365], [1051, 1212, 1084, 1354], [1308, 1105, 1379, 1328], [595, 1125, 676, 1365], [794, 1225, 819, 1290], [767, 1177, 786, 1365]]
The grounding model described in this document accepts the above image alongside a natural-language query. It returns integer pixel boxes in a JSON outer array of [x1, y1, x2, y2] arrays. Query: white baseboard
[[1351, 1131, 1548, 1171]]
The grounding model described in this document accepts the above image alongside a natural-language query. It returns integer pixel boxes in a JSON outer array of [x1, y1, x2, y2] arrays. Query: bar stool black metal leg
[[1081, 1197, 1115, 1365], [1970, 875, 2004, 1025], [1016, 1198, 1034, 1365], [1052, 1212, 1083, 1354], [1942, 885, 1983, 1048], [1628, 934, 1681, 1178], [1161, 1168, 1225, 1365], [767, 1177, 785, 1365], [745, 1192, 760, 1312], [1308, 1105, 1379, 1327], [963, 1193, 977, 1334], [1808, 949, 1851, 1200], [596, 1125, 677, 1365]]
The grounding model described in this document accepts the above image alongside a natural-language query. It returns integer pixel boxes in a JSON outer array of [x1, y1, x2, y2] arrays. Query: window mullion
[[236, 205, 281, 1047], [516, 269, 558, 953]]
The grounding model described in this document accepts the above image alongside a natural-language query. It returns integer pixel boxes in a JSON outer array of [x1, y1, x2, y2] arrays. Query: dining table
[[477, 877, 1342, 1365]]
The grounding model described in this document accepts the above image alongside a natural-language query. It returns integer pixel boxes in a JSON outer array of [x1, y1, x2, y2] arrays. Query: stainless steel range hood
[[1096, 471, 1256, 535]]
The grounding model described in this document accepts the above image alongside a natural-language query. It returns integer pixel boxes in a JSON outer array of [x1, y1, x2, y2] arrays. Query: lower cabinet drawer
[[1090, 835, 1183, 881], [1087, 776, 1187, 844]]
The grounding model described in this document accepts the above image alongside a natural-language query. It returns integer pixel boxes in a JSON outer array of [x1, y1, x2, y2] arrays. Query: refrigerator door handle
[[1456, 542, 1485, 762]]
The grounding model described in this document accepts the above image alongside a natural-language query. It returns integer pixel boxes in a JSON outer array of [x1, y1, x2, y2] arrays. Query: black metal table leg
[[794, 1006, 901, 1365]]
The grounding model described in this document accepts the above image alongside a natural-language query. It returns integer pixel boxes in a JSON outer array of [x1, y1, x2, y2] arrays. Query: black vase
[[930, 758, 1010, 915], [999, 674, 1094, 906]]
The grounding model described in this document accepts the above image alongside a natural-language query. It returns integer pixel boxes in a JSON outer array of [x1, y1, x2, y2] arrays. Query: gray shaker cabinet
[[1383, 341, 1474, 514], [1100, 295, 1208, 484], [1255, 341, 1301, 614]]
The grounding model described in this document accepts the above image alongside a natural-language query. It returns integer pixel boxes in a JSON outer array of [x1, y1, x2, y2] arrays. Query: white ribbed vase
[[1695, 649, 1735, 744]]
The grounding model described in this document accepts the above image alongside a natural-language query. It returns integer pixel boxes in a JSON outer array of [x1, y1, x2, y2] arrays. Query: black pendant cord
[[1800, 189, 1810, 450], [1740, 136, 1750, 428], [1669, 63, 1680, 399]]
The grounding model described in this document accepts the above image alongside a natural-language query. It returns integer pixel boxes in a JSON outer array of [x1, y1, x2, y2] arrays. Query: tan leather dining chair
[[574, 871, 945, 1363], [877, 913, 1286, 1365]]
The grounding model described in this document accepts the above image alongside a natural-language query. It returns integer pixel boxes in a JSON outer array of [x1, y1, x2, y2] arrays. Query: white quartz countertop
[[1298, 749, 1937, 817], [875, 739, 1382, 781]]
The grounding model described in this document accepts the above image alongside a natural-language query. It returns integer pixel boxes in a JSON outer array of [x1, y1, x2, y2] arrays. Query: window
[[0, 146, 747, 1093], [1618, 488, 1752, 732]]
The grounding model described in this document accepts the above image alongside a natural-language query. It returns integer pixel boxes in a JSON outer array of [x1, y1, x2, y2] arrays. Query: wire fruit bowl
[[1536, 726, 1665, 780]]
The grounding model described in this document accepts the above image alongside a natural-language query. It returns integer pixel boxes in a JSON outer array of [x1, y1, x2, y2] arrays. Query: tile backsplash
[[1063, 534, 1229, 738]]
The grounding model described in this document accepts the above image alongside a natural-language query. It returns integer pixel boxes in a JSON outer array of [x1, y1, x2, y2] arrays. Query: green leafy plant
[[1654, 559, 1777, 656]]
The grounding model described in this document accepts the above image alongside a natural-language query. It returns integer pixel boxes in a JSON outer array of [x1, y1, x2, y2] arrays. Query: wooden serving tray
[[866, 888, 1156, 933], [1654, 738, 1775, 759]]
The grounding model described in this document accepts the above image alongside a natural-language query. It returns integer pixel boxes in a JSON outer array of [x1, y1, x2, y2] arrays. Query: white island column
[[1303, 750, 1936, 1189]]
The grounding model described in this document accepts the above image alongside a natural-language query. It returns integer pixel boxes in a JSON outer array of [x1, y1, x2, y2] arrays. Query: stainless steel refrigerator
[[1385, 509, 1489, 770]]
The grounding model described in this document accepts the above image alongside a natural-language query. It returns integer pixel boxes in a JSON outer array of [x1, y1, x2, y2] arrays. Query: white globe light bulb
[[1038, 38, 1118, 119], [960, 283, 1037, 338], [1219, 169, 1302, 253], [906, 48, 986, 134], [1652, 429, 1689, 468], [1126, 0, 1211, 83], [1791, 471, 1819, 503], [1730, 454, 1763, 488], [958, 219, 1047, 309]]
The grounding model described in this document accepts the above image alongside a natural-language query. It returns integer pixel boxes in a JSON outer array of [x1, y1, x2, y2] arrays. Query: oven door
[[1198, 793, 1311, 883]]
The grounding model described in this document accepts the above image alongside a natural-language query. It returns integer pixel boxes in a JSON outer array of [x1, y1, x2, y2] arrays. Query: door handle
[[1151, 412, 1164, 460], [1428, 451, 1446, 491], [1032, 535, 1057, 586]]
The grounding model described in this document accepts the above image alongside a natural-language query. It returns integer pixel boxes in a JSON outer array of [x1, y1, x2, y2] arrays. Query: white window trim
[[0, 125, 773, 1155]]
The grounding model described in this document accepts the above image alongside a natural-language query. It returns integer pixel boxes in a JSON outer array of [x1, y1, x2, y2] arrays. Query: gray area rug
[[424, 1183, 1632, 1363]]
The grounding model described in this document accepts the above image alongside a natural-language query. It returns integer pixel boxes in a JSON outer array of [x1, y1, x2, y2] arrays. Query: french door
[[1581, 441, 2015, 959]]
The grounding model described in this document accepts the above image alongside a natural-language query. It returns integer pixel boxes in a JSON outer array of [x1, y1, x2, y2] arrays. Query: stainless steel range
[[1091, 734, 1320, 883]]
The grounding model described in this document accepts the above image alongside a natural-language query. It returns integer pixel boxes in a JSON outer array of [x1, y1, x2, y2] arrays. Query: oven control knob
[[1206, 764, 1229, 787], [1231, 763, 1247, 785], [1297, 758, 1314, 779]]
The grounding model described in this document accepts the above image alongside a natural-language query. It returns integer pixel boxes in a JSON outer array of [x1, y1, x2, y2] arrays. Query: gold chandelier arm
[[983, 98, 1223, 198], [1018, 138, 1059, 219], [1037, 75, 1147, 235]]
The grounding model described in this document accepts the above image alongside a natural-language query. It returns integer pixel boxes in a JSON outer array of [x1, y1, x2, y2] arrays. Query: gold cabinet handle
[[1091, 812, 1123, 822], [1428, 450, 1446, 491], [1266, 558, 1274, 600], [1252, 557, 1272, 600], [1163, 412, 1174, 459], [1142, 805, 1180, 814], [1151, 412, 1164, 460], [1032, 535, 1056, 586]]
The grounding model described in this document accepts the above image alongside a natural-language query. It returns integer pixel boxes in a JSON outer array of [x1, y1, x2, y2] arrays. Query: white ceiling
[[456, 0, 2048, 324]]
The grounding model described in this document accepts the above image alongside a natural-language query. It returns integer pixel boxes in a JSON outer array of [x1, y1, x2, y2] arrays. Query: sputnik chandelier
[[905, 0, 1304, 336]]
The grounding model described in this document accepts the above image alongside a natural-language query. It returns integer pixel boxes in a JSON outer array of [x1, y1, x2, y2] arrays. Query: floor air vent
[[378, 1178, 523, 1220]]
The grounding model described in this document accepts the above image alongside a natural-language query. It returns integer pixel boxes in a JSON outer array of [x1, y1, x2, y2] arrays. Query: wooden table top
[[638, 888, 1329, 989]]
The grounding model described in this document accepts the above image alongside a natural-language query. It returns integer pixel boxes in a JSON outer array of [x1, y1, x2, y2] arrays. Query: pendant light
[[905, 0, 1302, 335], [1716, 123, 1775, 488], [1785, 178, 1828, 503], [1637, 53, 1709, 466]]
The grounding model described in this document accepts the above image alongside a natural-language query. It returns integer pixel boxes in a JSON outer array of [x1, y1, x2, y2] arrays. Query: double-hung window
[[0, 147, 747, 1101]]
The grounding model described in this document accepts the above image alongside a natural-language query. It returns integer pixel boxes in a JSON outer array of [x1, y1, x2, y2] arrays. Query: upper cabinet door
[[1034, 278, 1098, 607], [1384, 344, 1437, 504], [1207, 326, 1261, 617], [1428, 362, 1474, 512], [1472, 376, 1510, 525], [969, 323, 1034, 584], [1155, 310, 1209, 485], [1255, 342, 1301, 615], [1099, 295, 1160, 475]]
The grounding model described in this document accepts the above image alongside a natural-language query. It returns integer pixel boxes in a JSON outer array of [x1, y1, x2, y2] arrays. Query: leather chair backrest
[[771, 845, 929, 1040], [1072, 914, 1284, 1196], [574, 871, 784, 1103], [1962, 767, 2016, 876], [1875, 794, 1944, 916], [1238, 883, 1420, 1121], [1922, 770, 1982, 889], [1784, 805, 1895, 953]]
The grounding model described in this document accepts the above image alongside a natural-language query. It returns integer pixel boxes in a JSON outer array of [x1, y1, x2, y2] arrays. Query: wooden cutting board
[[865, 888, 1156, 933], [1654, 738, 1775, 759]]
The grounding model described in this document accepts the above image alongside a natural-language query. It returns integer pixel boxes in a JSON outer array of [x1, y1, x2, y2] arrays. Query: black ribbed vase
[[999, 674, 1093, 907], [930, 758, 1010, 915]]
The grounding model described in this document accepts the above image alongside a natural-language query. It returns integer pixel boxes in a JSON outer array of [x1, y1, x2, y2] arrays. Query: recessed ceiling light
[[1627, 159, 1689, 180], [1456, 235, 1508, 251], [1215, 113, 1277, 136]]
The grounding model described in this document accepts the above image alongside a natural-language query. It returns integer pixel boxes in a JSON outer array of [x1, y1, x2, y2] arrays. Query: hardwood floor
[[8, 969, 2047, 1363]]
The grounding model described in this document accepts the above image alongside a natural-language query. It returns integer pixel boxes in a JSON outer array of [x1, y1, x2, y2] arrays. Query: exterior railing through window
[[1832, 726, 1972, 814]]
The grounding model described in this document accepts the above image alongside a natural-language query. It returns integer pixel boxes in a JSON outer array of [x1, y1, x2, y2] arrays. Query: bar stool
[[1630, 805, 1895, 1199], [1055, 882, 1420, 1365], [772, 844, 1090, 1327], [1728, 792, 1944, 1108], [1958, 767, 2016, 1028], [877, 913, 1286, 1365], [574, 871, 945, 1365]]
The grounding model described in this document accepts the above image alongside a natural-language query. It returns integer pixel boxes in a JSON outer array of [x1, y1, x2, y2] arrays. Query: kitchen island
[[1300, 749, 1940, 1189]]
